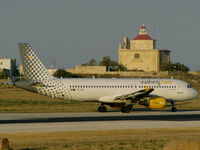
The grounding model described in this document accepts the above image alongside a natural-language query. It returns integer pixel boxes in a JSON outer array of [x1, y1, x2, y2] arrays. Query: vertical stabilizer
[[18, 43, 53, 83]]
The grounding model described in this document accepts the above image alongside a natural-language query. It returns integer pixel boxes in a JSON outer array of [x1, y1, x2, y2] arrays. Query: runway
[[0, 111, 200, 133]]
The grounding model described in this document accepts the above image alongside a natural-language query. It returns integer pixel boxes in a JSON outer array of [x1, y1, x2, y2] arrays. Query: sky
[[0, 0, 200, 71]]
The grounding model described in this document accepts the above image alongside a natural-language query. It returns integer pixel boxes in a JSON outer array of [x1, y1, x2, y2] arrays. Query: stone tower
[[118, 25, 170, 72]]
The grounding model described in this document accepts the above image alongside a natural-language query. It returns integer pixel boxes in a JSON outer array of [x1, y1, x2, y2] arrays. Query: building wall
[[119, 49, 160, 72], [0, 59, 11, 70], [160, 51, 170, 64], [104, 71, 168, 77], [47, 66, 106, 75], [0, 58, 16, 75], [131, 40, 154, 50], [73, 66, 106, 74]]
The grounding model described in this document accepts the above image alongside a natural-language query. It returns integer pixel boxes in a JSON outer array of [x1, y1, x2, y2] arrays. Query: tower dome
[[133, 24, 153, 40]]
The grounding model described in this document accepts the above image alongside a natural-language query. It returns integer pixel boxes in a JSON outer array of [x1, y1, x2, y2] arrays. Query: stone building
[[0, 58, 16, 76], [118, 25, 170, 72]]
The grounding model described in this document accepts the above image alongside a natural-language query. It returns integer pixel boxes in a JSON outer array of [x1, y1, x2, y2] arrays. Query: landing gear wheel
[[170, 101, 177, 112], [171, 107, 177, 112], [98, 105, 107, 112], [121, 105, 132, 113]]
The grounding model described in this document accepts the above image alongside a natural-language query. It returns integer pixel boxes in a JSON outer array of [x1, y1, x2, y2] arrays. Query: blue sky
[[0, 0, 200, 70]]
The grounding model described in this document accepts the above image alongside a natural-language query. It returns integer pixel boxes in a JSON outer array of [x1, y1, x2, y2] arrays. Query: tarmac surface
[[0, 111, 200, 133]]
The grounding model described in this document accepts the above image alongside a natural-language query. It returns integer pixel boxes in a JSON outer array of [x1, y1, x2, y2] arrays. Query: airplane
[[15, 43, 198, 113]]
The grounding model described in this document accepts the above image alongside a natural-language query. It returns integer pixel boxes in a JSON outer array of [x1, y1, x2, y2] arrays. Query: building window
[[134, 53, 140, 58]]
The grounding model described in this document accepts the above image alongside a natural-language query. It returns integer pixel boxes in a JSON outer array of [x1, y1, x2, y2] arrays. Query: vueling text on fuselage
[[140, 80, 172, 86]]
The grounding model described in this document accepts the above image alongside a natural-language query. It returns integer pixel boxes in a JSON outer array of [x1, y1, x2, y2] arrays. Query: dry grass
[[0, 128, 200, 150], [0, 88, 98, 112], [163, 140, 200, 150]]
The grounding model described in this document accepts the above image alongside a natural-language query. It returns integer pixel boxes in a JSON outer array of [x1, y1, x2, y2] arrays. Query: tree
[[53, 69, 78, 78], [99, 56, 126, 71], [82, 56, 127, 71], [160, 62, 189, 72], [12, 64, 20, 76], [160, 63, 174, 71], [82, 58, 97, 66], [99, 56, 112, 70], [174, 62, 189, 72], [0, 71, 8, 79]]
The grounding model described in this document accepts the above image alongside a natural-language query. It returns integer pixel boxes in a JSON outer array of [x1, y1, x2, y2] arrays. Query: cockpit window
[[187, 85, 192, 88]]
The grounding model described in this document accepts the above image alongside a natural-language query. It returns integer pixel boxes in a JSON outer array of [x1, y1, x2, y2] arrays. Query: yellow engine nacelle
[[148, 97, 166, 109], [139, 97, 166, 109]]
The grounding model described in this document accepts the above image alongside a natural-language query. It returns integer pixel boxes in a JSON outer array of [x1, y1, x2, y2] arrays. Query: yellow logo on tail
[[29, 55, 34, 60]]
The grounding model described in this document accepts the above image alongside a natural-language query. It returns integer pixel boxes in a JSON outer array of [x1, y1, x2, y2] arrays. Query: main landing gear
[[98, 105, 107, 112], [98, 104, 133, 113], [121, 104, 133, 113], [170, 101, 177, 112]]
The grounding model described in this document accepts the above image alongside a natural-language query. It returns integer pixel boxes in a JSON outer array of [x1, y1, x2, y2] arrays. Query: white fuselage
[[27, 78, 197, 102], [16, 78, 197, 102]]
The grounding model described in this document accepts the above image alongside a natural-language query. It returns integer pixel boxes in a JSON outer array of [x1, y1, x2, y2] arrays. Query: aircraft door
[[177, 85, 183, 94]]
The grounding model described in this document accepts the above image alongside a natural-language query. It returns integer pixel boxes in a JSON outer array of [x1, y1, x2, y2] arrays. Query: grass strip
[[0, 128, 200, 150]]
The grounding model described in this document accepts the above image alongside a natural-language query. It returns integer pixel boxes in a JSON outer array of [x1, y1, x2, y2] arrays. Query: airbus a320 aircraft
[[15, 43, 198, 113]]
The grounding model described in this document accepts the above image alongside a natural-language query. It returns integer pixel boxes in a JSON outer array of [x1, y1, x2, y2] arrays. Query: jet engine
[[139, 97, 166, 109]]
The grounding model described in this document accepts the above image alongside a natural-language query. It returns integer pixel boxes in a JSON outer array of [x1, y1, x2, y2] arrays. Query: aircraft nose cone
[[191, 88, 198, 98], [193, 89, 198, 97]]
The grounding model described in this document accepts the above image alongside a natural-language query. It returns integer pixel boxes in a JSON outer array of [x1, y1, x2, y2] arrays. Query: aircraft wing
[[98, 88, 154, 103], [114, 88, 154, 100]]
